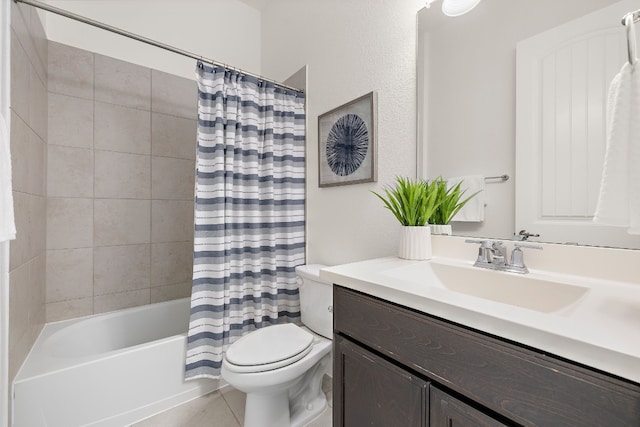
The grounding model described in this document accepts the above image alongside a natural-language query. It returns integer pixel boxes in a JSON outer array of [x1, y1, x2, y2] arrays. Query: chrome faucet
[[503, 243, 543, 274], [465, 240, 542, 274], [490, 241, 507, 267]]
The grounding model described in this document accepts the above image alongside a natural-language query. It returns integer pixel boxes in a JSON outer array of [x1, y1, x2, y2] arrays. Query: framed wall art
[[318, 91, 377, 187]]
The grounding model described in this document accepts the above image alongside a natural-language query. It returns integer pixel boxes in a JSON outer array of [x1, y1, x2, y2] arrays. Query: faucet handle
[[514, 243, 543, 250], [465, 239, 493, 248], [507, 243, 543, 273], [465, 239, 494, 265]]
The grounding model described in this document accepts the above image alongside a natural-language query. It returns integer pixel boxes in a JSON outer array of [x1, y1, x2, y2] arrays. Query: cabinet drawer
[[334, 286, 640, 427]]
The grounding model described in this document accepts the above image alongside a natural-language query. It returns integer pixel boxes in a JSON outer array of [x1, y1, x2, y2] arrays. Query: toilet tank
[[295, 264, 333, 339]]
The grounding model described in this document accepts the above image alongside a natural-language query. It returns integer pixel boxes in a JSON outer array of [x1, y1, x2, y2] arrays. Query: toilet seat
[[224, 323, 314, 373]]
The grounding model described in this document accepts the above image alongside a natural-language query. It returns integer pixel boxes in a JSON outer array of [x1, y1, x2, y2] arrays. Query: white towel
[[593, 62, 640, 234], [447, 175, 485, 222], [0, 112, 16, 242]]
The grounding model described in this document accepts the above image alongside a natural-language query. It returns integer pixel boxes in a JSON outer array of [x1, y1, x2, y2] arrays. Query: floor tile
[[132, 390, 240, 427], [132, 381, 333, 427]]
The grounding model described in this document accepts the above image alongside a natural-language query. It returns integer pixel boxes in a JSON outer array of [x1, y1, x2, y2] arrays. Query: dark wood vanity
[[332, 285, 640, 427]]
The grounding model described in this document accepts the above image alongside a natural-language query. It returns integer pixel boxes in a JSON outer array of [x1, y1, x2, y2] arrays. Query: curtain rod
[[622, 9, 640, 25], [13, 0, 304, 93]]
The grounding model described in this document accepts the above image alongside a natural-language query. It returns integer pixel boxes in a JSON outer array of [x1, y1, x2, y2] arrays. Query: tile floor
[[131, 376, 333, 427]]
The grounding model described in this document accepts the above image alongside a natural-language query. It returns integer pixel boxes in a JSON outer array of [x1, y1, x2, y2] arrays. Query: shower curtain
[[185, 62, 306, 380]]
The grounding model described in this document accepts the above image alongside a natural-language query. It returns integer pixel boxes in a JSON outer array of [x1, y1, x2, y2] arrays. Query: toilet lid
[[225, 323, 314, 372]]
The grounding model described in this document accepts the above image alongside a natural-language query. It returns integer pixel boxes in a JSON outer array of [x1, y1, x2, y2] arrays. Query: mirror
[[417, 0, 640, 249]]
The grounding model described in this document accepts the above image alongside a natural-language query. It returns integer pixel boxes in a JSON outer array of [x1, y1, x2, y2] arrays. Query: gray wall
[[9, 0, 47, 384], [45, 41, 197, 322]]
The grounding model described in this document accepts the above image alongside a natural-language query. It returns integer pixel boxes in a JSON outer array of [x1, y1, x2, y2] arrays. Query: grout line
[[91, 50, 96, 316], [220, 389, 243, 427], [149, 70, 153, 305]]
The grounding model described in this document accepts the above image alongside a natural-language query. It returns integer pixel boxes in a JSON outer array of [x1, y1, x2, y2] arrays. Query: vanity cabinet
[[335, 335, 428, 426], [429, 385, 509, 427], [332, 285, 640, 427]]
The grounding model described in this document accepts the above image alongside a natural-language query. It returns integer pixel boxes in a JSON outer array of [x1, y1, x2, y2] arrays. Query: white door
[[516, 0, 640, 248]]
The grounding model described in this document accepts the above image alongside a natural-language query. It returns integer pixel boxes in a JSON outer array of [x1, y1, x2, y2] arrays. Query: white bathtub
[[12, 298, 220, 427]]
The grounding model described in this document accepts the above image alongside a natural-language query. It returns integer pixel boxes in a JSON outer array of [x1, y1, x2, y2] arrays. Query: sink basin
[[430, 263, 589, 313], [383, 261, 590, 313]]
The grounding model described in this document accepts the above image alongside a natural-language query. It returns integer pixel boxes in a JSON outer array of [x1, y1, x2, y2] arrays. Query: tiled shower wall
[[46, 41, 197, 322], [9, 1, 48, 383]]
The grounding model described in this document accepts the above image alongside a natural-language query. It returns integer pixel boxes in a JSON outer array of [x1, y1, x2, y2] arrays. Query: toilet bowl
[[221, 264, 332, 427]]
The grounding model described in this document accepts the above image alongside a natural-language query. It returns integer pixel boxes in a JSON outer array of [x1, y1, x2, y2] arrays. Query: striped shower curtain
[[185, 63, 306, 380]]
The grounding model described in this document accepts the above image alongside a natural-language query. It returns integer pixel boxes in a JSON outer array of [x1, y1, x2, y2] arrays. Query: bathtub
[[12, 298, 220, 427]]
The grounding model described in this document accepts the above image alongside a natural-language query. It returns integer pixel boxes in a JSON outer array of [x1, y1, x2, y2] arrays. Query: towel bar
[[622, 10, 639, 65], [484, 174, 509, 182]]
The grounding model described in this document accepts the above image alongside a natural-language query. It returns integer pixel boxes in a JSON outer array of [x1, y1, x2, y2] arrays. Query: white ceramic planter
[[430, 224, 452, 236], [398, 226, 432, 260]]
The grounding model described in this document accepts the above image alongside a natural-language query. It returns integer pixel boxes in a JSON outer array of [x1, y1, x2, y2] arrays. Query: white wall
[[419, 0, 618, 240], [45, 0, 263, 80], [261, 0, 424, 267]]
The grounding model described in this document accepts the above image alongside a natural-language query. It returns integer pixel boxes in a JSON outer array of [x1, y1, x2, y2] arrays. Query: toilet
[[221, 264, 333, 427]]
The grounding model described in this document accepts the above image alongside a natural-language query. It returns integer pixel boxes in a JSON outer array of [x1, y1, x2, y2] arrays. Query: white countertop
[[320, 256, 640, 384]]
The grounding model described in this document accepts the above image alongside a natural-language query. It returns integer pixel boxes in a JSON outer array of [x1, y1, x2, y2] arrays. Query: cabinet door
[[430, 386, 509, 427], [333, 335, 429, 427]]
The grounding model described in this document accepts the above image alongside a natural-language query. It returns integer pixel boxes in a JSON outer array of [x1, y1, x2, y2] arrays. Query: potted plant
[[429, 177, 480, 235], [372, 176, 441, 260]]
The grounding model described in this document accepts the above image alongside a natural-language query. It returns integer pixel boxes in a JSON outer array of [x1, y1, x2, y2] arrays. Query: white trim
[[1, 0, 11, 424]]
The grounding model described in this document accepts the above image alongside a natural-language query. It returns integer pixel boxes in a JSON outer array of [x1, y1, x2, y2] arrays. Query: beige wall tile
[[12, 194, 47, 266], [152, 200, 194, 243], [9, 191, 29, 270], [11, 2, 46, 85], [94, 289, 150, 314], [8, 2, 47, 388], [47, 145, 93, 198], [150, 282, 191, 304], [29, 6, 48, 80], [48, 41, 93, 99], [152, 157, 195, 200], [29, 67, 47, 140], [94, 101, 151, 154], [46, 248, 94, 303], [151, 241, 193, 287], [10, 111, 29, 194], [151, 113, 197, 160], [46, 298, 94, 322], [9, 324, 32, 384], [47, 198, 94, 249], [151, 69, 196, 119], [28, 254, 46, 329], [11, 31, 30, 124], [9, 263, 29, 355], [94, 244, 150, 296], [28, 195, 46, 260], [95, 150, 150, 199], [27, 130, 46, 197], [8, 255, 45, 381], [11, 119, 47, 197], [10, 1, 29, 59], [94, 199, 150, 246], [95, 54, 150, 110], [48, 93, 94, 149]]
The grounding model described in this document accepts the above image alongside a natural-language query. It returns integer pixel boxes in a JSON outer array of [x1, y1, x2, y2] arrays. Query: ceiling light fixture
[[425, 0, 482, 17]]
